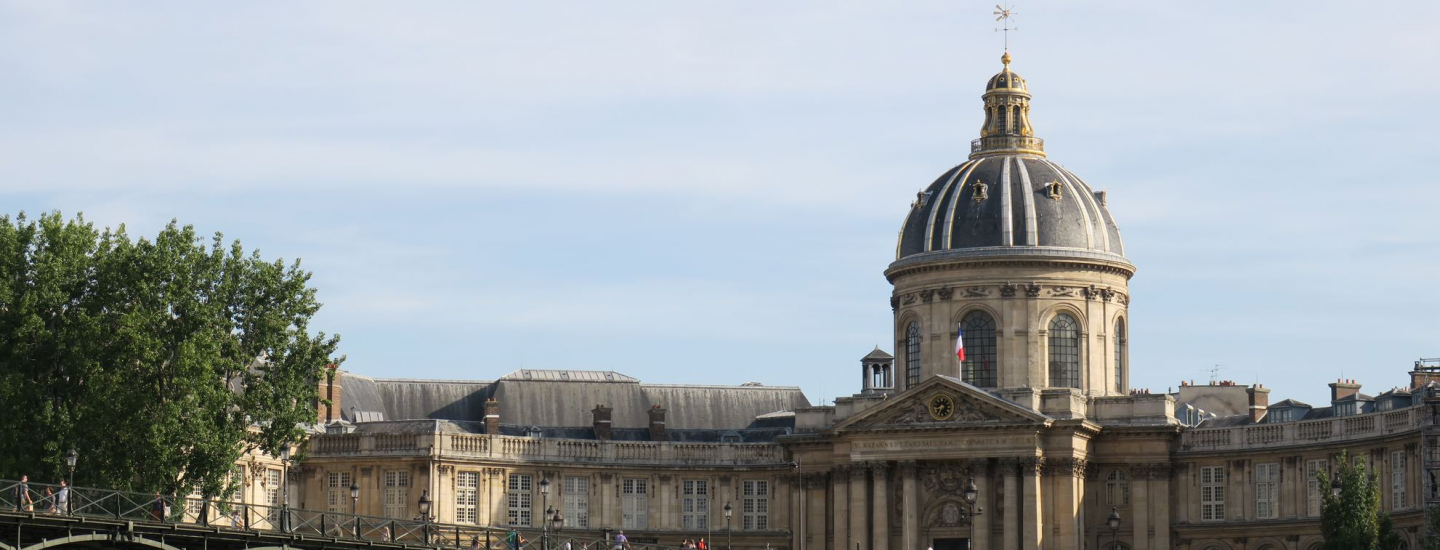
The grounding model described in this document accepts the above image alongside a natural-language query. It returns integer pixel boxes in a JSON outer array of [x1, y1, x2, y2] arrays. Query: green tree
[[0, 212, 341, 498], [1319, 450, 1405, 550], [1422, 505, 1440, 550]]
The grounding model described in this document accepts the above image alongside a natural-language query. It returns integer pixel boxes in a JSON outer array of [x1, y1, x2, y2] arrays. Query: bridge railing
[[0, 479, 728, 550]]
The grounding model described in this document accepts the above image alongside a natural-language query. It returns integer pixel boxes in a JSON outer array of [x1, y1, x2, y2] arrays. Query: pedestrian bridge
[[0, 480, 633, 550]]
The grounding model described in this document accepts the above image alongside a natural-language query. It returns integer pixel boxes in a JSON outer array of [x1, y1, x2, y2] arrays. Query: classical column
[[901, 461, 920, 550], [1003, 460, 1019, 550], [1131, 466, 1149, 550], [1021, 458, 1043, 550], [871, 462, 890, 550], [808, 474, 828, 550], [849, 465, 869, 550], [1052, 459, 1078, 550], [1151, 465, 1171, 550], [972, 460, 991, 550], [833, 466, 850, 550]]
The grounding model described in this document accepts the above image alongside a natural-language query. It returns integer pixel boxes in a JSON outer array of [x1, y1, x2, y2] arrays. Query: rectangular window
[[682, 479, 709, 530], [265, 468, 282, 525], [742, 480, 769, 530], [456, 472, 479, 524], [563, 476, 589, 529], [186, 486, 205, 521], [328, 472, 353, 514], [1306, 459, 1326, 517], [1255, 463, 1279, 519], [1200, 466, 1225, 522], [622, 478, 648, 529], [508, 474, 533, 527], [384, 470, 409, 519], [1392, 451, 1407, 510]]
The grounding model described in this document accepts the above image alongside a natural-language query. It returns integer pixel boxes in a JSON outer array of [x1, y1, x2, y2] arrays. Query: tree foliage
[[1319, 450, 1402, 550], [1423, 505, 1440, 550], [0, 212, 341, 497]]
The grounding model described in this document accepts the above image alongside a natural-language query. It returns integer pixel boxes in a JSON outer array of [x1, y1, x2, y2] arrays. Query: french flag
[[955, 323, 965, 362]]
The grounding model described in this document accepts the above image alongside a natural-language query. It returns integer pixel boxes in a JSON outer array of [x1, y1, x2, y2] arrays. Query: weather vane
[[994, 4, 1018, 53]]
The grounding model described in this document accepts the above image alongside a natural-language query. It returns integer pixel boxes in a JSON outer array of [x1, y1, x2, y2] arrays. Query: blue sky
[[2, 1, 1438, 408]]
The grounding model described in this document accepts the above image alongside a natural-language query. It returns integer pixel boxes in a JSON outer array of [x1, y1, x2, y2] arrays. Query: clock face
[[929, 394, 956, 421]]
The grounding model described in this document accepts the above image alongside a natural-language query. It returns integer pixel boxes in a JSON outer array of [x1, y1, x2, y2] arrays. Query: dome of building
[[892, 53, 1131, 270]]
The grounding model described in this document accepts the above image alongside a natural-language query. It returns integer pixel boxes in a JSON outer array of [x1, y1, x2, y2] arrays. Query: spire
[[971, 51, 1045, 159]]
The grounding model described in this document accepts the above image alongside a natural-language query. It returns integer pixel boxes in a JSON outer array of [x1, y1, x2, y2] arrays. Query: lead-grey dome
[[894, 155, 1128, 266]]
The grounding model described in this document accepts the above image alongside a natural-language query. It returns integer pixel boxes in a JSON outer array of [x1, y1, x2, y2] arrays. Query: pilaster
[[1002, 459, 1020, 550], [1021, 457, 1043, 550], [833, 466, 849, 550], [871, 462, 890, 550], [972, 460, 992, 550], [901, 461, 919, 550], [849, 464, 869, 550]]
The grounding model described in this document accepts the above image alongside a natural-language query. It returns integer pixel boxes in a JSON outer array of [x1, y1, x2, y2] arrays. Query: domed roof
[[985, 52, 1028, 93], [891, 52, 1131, 272], [894, 156, 1128, 266]]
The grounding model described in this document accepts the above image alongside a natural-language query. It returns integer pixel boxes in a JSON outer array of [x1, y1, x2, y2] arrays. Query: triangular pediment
[[834, 375, 1050, 431]]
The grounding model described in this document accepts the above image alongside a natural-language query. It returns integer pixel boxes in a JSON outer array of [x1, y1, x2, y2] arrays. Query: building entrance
[[932, 538, 970, 550]]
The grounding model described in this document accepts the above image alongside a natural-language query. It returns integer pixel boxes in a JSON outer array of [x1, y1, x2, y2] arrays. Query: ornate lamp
[[418, 490, 432, 517], [1331, 471, 1343, 496]]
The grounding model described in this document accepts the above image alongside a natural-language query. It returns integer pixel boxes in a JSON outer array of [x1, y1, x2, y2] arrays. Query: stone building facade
[[225, 50, 1440, 550]]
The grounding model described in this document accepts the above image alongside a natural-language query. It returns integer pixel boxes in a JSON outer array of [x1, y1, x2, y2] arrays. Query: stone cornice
[[885, 253, 1136, 283]]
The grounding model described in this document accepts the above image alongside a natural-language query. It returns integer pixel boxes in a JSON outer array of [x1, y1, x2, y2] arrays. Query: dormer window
[[1269, 408, 1293, 423], [1335, 402, 1356, 417], [527, 426, 543, 439], [720, 431, 742, 444]]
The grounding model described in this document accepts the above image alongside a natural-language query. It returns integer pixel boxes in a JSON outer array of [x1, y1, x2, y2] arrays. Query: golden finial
[[1001, 52, 1012, 68], [993, 4, 1018, 54]]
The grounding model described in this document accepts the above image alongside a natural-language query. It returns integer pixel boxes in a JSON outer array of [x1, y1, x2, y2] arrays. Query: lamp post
[[350, 481, 360, 537], [1331, 471, 1343, 497], [279, 445, 291, 532], [1106, 507, 1121, 550], [539, 478, 551, 550], [64, 448, 77, 515], [418, 490, 434, 544], [723, 502, 733, 550]]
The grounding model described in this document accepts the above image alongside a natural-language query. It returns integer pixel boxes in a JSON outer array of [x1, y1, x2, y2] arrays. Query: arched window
[[960, 311, 998, 388], [1048, 313, 1081, 388], [1114, 318, 1127, 393], [906, 322, 922, 389], [1105, 470, 1130, 506]]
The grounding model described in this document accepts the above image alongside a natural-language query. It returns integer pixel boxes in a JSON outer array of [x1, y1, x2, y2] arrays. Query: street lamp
[[64, 448, 78, 516], [1106, 507, 1121, 550], [723, 501, 733, 550], [539, 478, 552, 550], [1331, 471, 1343, 497], [418, 490, 434, 544], [349, 481, 361, 537], [279, 445, 291, 531]]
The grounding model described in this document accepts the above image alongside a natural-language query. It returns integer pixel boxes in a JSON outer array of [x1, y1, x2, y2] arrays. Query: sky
[[2, 1, 1438, 409]]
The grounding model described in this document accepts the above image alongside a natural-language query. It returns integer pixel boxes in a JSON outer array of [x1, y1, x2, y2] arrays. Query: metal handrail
[[0, 479, 741, 550]]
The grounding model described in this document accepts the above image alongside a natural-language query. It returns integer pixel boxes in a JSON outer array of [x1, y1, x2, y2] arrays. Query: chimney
[[1411, 362, 1440, 389], [647, 405, 667, 442], [484, 398, 501, 435], [318, 365, 342, 423], [1246, 384, 1270, 423], [1329, 379, 1361, 404], [592, 404, 613, 441]]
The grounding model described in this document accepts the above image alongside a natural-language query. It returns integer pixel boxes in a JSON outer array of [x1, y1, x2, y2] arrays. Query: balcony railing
[[1180, 407, 1423, 452], [308, 432, 785, 467], [443, 435, 785, 466], [970, 136, 1045, 155]]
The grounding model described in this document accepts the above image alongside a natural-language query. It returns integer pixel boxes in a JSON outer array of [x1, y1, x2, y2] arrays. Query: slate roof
[[340, 370, 809, 432]]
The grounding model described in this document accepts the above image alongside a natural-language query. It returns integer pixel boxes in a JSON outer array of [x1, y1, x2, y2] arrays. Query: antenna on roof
[[1205, 365, 1227, 385]]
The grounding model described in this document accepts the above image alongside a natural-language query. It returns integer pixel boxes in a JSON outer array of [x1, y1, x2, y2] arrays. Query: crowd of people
[[9, 475, 70, 514], [465, 529, 720, 550]]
